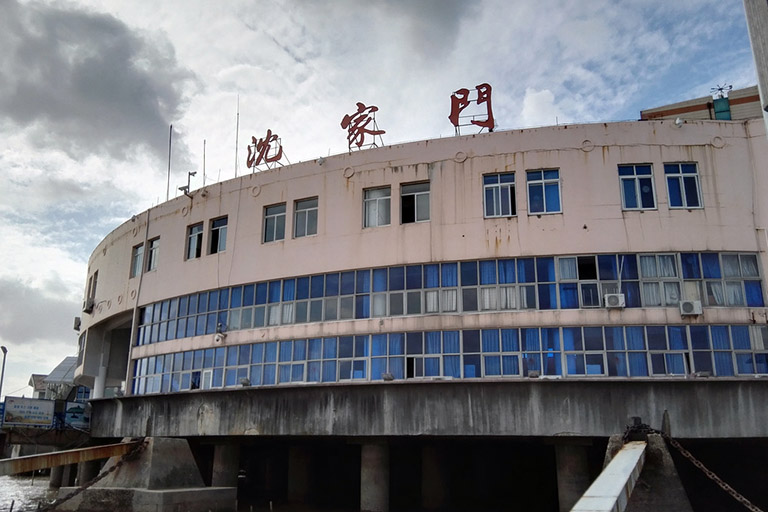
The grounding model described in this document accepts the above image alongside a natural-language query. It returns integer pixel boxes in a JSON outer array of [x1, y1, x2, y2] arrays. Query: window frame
[[401, 182, 430, 224], [263, 203, 286, 243], [526, 169, 561, 214], [294, 197, 319, 238], [186, 223, 203, 260], [130, 243, 144, 278], [664, 162, 702, 209], [209, 217, 228, 254], [618, 164, 656, 210], [363, 186, 391, 228], [483, 173, 516, 218], [146, 238, 159, 272]]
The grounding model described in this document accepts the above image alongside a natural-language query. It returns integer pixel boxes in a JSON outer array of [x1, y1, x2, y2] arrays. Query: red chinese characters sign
[[341, 102, 385, 150], [449, 83, 494, 134], [247, 129, 284, 169]]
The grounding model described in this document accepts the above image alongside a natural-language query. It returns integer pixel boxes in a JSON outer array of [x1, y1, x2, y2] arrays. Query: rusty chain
[[37, 438, 147, 512], [624, 423, 764, 512]]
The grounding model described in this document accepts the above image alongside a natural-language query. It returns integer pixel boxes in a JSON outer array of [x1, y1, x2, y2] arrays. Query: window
[[618, 164, 655, 210], [294, 198, 318, 238], [130, 243, 144, 278], [527, 169, 561, 214], [483, 173, 516, 217], [364, 187, 391, 227], [264, 204, 286, 242], [665, 163, 701, 208], [186, 223, 203, 259], [401, 182, 430, 223], [146, 238, 159, 271], [209, 217, 227, 254]]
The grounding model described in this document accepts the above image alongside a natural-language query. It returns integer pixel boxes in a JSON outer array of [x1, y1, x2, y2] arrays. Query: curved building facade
[[76, 118, 768, 396], [74, 118, 768, 511]]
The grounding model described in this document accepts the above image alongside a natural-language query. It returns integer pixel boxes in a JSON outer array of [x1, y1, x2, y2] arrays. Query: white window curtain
[[640, 256, 657, 277], [500, 286, 516, 309], [268, 304, 281, 326], [706, 282, 724, 306], [722, 254, 741, 277], [480, 287, 497, 310], [559, 258, 577, 280], [372, 294, 387, 316], [642, 283, 661, 306], [441, 289, 458, 312], [425, 290, 439, 313], [664, 282, 681, 304], [726, 282, 744, 305], [659, 255, 677, 277], [741, 255, 759, 277]]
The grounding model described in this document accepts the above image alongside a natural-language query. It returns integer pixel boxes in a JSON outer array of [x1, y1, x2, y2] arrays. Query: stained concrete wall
[[91, 379, 768, 439]]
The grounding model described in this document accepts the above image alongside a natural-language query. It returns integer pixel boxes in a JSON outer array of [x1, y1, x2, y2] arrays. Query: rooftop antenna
[[166, 124, 173, 201], [234, 95, 240, 178], [710, 83, 732, 99]]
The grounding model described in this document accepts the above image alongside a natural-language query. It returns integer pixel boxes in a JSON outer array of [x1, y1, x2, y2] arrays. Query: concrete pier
[[555, 443, 592, 512], [360, 443, 389, 512]]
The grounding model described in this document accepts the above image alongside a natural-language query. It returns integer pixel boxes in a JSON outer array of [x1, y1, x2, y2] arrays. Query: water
[[0, 475, 57, 512]]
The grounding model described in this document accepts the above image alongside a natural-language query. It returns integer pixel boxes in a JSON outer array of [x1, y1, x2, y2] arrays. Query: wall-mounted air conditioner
[[73, 316, 81, 331], [679, 300, 702, 316], [82, 297, 94, 313], [604, 293, 626, 308]]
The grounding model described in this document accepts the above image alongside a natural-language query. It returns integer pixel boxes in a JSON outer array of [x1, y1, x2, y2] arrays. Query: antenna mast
[[166, 124, 172, 201], [235, 95, 240, 178]]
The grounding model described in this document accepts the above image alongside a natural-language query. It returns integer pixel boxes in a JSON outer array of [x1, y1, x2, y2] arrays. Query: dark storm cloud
[[0, 0, 197, 161], [0, 277, 79, 345]]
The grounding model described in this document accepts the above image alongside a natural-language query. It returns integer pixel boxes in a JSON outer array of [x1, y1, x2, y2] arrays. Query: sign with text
[[2, 397, 55, 428]]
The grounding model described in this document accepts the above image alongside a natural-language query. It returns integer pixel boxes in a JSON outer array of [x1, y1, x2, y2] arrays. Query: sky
[[0, 0, 758, 400]]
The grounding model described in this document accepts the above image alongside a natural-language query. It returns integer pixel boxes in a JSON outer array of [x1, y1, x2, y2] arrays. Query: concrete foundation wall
[[91, 379, 768, 439]]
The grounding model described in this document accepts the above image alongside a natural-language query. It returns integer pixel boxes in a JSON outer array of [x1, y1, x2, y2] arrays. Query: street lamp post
[[0, 346, 7, 402]]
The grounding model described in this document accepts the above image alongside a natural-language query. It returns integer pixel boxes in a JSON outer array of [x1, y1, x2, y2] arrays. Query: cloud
[[0, 0, 197, 162], [520, 88, 563, 127], [0, 277, 80, 345]]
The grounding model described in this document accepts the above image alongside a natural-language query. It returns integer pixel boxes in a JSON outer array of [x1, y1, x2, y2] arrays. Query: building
[[73, 109, 768, 511], [640, 85, 762, 121]]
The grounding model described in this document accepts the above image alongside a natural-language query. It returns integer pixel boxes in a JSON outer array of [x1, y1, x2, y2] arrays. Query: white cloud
[[519, 88, 564, 127]]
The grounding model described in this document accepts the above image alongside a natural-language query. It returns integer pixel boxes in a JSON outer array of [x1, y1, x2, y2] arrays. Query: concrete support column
[[421, 444, 449, 511], [76, 459, 102, 486], [92, 364, 107, 399], [62, 463, 78, 487], [360, 442, 389, 512], [555, 443, 591, 512], [49, 464, 64, 489], [287, 445, 311, 504], [211, 443, 240, 487]]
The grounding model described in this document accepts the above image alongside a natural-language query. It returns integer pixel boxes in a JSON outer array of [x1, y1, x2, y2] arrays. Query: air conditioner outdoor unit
[[679, 300, 702, 315], [604, 293, 626, 308], [82, 297, 94, 313], [73, 316, 81, 331]]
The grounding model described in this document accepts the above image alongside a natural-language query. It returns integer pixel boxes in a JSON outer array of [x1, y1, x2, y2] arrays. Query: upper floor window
[[209, 217, 228, 254], [664, 163, 701, 208], [130, 243, 144, 278], [618, 164, 655, 210], [527, 169, 561, 214], [364, 187, 391, 227], [187, 223, 203, 259], [146, 238, 159, 271], [264, 204, 286, 243], [483, 173, 516, 217], [294, 198, 318, 238], [401, 182, 430, 223]]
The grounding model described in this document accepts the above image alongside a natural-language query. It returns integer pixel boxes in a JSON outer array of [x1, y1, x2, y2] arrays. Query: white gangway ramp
[[570, 441, 647, 512]]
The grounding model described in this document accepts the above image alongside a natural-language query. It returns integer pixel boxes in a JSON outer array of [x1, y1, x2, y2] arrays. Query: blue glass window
[[424, 265, 440, 288], [441, 263, 458, 287], [461, 261, 478, 286], [341, 271, 355, 295], [527, 169, 561, 214], [373, 268, 388, 292], [389, 267, 405, 290], [255, 283, 268, 305], [498, 260, 515, 283], [325, 273, 339, 296], [406, 265, 422, 289]]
